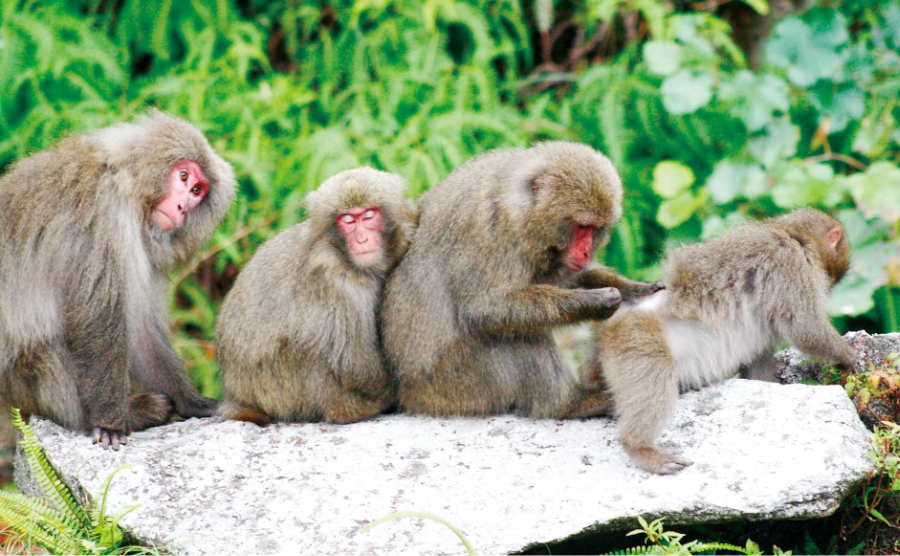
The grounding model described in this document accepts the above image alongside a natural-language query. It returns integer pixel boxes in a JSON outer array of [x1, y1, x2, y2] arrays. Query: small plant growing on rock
[[606, 517, 790, 555], [0, 409, 157, 555]]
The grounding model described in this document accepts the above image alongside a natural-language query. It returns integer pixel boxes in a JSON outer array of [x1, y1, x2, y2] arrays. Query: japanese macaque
[[586, 208, 855, 474], [380, 141, 661, 419], [0, 110, 236, 449], [216, 167, 416, 426]]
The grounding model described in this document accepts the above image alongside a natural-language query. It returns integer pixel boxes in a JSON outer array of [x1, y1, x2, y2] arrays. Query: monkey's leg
[[601, 315, 692, 474], [132, 323, 218, 419], [6, 343, 83, 430], [399, 339, 509, 416], [578, 267, 664, 301], [563, 388, 614, 419], [739, 352, 780, 382]]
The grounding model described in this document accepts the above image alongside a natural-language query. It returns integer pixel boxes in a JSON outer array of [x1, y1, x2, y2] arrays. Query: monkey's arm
[[781, 296, 856, 368], [577, 266, 663, 301], [460, 285, 621, 335]]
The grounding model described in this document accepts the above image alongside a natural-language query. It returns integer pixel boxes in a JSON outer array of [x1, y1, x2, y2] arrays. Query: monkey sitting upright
[[0, 111, 236, 449], [586, 208, 856, 474], [216, 167, 416, 426], [381, 141, 662, 420]]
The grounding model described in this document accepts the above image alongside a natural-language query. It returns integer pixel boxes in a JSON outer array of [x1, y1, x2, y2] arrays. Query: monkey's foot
[[626, 445, 693, 475], [92, 427, 127, 451]]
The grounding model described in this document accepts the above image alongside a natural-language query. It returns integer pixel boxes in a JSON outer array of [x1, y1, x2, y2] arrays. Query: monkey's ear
[[824, 227, 843, 250]]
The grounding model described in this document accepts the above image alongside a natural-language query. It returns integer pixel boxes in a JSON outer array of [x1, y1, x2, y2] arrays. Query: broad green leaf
[[846, 161, 900, 223], [652, 161, 695, 198], [830, 242, 899, 315], [809, 83, 865, 133], [643, 40, 683, 76], [747, 117, 799, 169], [660, 69, 713, 115], [718, 71, 789, 132], [740, 0, 769, 16], [705, 160, 766, 204], [764, 9, 849, 87], [770, 163, 847, 208], [657, 189, 706, 229]]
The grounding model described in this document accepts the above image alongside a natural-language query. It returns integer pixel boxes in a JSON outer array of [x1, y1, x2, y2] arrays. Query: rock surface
[[16, 380, 871, 556], [778, 331, 900, 426]]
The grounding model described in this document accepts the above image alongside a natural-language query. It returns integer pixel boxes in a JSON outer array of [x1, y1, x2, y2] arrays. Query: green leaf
[[660, 69, 713, 115], [846, 161, 900, 223], [705, 160, 766, 203], [652, 161, 695, 198], [718, 71, 789, 132], [657, 189, 706, 229], [747, 117, 799, 169], [809, 83, 865, 134], [643, 40, 683, 76], [830, 242, 899, 315], [770, 163, 847, 208], [764, 9, 849, 87], [740, 0, 769, 16]]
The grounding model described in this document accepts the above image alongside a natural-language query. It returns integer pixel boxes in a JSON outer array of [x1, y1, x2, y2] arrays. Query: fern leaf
[[11, 408, 92, 534]]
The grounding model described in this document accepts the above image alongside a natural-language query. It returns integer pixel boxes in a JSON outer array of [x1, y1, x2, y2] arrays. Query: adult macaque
[[587, 208, 855, 474], [217, 167, 416, 425], [0, 111, 236, 449], [381, 141, 660, 419]]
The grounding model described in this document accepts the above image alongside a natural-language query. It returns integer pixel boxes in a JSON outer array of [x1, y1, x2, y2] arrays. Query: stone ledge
[[16, 380, 871, 555]]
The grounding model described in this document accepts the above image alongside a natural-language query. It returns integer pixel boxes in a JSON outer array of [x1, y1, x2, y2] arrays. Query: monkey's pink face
[[562, 224, 596, 272], [336, 207, 383, 264], [150, 161, 209, 232]]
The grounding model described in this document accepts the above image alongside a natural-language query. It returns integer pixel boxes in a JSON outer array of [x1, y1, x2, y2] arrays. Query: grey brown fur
[[217, 167, 416, 425], [0, 111, 236, 447], [587, 208, 855, 474], [381, 141, 660, 419]]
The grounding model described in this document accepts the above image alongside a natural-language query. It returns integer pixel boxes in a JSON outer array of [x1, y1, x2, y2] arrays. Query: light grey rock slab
[[16, 380, 871, 556]]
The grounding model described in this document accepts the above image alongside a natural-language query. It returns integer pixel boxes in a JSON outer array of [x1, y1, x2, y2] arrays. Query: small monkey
[[587, 208, 855, 474], [216, 167, 416, 425], [381, 141, 661, 419], [0, 111, 236, 448]]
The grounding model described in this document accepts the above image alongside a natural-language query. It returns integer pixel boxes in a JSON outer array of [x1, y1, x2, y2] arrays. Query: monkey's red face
[[562, 224, 596, 272], [336, 207, 384, 264], [151, 161, 210, 232]]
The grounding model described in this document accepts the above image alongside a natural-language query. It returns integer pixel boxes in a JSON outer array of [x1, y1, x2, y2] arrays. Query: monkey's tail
[[218, 400, 273, 427]]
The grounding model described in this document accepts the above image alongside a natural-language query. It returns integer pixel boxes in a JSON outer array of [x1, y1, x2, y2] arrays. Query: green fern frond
[[11, 408, 92, 534], [694, 541, 754, 553]]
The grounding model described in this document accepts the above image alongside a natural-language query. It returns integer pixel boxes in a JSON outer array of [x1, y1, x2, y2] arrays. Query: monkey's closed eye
[[180, 170, 188, 182], [340, 214, 355, 224], [362, 209, 376, 220]]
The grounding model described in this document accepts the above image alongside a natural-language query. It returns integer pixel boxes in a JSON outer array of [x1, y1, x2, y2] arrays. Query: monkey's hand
[[92, 427, 128, 451], [572, 287, 622, 321], [175, 395, 219, 419], [621, 280, 664, 300]]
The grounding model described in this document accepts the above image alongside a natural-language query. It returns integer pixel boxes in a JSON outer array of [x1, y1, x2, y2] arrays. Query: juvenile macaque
[[380, 141, 661, 419], [217, 167, 416, 425], [587, 208, 855, 474], [0, 111, 236, 448]]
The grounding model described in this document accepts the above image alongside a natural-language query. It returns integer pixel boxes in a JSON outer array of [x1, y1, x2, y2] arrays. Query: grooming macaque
[[587, 208, 855, 474], [381, 141, 661, 419], [217, 167, 416, 426], [0, 111, 236, 449]]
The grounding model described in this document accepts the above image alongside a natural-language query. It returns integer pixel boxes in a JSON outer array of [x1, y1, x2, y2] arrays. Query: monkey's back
[[217, 222, 386, 421]]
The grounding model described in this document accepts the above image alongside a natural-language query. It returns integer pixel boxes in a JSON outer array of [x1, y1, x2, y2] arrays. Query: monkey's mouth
[[151, 209, 183, 231], [352, 249, 380, 263]]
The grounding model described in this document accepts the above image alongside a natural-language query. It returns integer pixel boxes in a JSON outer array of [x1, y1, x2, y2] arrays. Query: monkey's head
[[523, 142, 624, 274], [775, 208, 851, 285], [90, 110, 236, 269], [306, 167, 416, 275]]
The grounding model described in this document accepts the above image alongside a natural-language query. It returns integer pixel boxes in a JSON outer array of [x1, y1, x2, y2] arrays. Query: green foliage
[[602, 516, 790, 555], [0, 409, 156, 555]]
